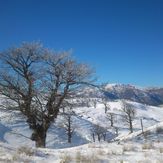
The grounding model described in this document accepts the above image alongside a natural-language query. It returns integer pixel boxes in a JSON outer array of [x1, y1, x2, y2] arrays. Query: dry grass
[[75, 151, 99, 163], [159, 148, 163, 153], [123, 144, 137, 152], [142, 143, 154, 150], [60, 153, 72, 163], [17, 146, 35, 156], [10, 146, 35, 163]]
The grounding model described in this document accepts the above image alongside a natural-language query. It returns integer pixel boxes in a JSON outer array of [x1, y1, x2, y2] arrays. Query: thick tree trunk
[[31, 125, 47, 148], [35, 135, 46, 148]]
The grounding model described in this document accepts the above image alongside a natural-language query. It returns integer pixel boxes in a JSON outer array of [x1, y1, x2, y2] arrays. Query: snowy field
[[0, 140, 163, 162], [0, 98, 163, 162]]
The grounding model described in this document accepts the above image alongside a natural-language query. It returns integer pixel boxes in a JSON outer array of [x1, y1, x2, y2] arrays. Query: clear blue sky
[[0, 0, 163, 87]]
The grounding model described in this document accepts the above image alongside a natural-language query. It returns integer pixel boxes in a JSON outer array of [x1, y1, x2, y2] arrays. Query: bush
[[60, 153, 72, 163], [142, 143, 154, 150], [159, 148, 163, 153], [122, 144, 137, 152], [75, 151, 99, 163], [12, 153, 31, 163], [143, 130, 151, 138], [17, 146, 35, 156]]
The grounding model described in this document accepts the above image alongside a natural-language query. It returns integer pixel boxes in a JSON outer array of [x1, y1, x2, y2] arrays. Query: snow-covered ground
[[0, 98, 163, 162], [0, 138, 163, 162]]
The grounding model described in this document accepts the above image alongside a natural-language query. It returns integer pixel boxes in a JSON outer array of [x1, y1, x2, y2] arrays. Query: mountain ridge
[[81, 83, 163, 106]]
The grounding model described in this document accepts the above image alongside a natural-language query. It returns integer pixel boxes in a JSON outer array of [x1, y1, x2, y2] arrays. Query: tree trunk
[[129, 119, 133, 133], [97, 134, 101, 142], [102, 133, 106, 141], [68, 135, 71, 143], [111, 120, 113, 127], [105, 105, 107, 113], [111, 115, 113, 127], [31, 125, 47, 148], [67, 116, 72, 143], [140, 118, 144, 134], [115, 127, 119, 136], [35, 135, 46, 148], [92, 133, 95, 142]]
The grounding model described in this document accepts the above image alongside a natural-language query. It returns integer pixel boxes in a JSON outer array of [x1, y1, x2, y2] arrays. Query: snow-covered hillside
[[0, 87, 163, 162]]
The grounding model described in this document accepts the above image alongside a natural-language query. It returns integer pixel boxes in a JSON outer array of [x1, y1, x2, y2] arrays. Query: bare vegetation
[[121, 100, 136, 133], [0, 42, 94, 147]]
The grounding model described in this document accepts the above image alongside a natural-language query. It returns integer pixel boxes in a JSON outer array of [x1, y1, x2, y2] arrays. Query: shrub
[[60, 153, 72, 163], [143, 130, 151, 137], [75, 151, 99, 163], [123, 144, 136, 152], [17, 146, 35, 156], [12, 153, 31, 163], [142, 143, 154, 150], [159, 148, 163, 153]]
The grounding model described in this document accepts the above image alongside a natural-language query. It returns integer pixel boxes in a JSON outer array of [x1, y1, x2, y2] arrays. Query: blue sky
[[0, 0, 163, 87]]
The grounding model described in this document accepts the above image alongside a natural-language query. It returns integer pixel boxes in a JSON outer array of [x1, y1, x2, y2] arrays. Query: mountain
[[85, 83, 163, 106], [103, 84, 163, 106]]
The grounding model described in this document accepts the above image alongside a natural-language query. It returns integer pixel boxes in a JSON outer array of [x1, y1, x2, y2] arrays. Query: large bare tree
[[0, 42, 94, 147]]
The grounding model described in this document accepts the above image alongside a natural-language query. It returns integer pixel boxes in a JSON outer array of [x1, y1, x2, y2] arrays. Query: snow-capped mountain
[[80, 83, 163, 106], [103, 84, 163, 106]]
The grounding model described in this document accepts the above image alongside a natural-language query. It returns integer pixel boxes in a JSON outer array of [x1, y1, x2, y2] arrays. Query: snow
[[0, 94, 163, 162], [0, 140, 163, 162]]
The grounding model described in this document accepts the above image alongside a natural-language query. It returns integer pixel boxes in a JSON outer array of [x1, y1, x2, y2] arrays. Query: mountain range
[[82, 83, 163, 106]]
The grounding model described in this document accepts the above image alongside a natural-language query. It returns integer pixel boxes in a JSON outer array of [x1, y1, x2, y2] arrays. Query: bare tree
[[114, 126, 119, 136], [91, 98, 98, 108], [106, 112, 114, 127], [59, 102, 75, 143], [101, 97, 110, 113], [0, 42, 94, 147], [0, 42, 45, 146], [61, 111, 75, 143], [91, 124, 107, 142], [85, 98, 91, 107], [121, 100, 136, 133], [140, 118, 144, 135], [92, 132, 95, 142]]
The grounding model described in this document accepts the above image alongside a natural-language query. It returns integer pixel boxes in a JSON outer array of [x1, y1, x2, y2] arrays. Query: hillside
[[0, 84, 163, 162], [0, 97, 163, 162]]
